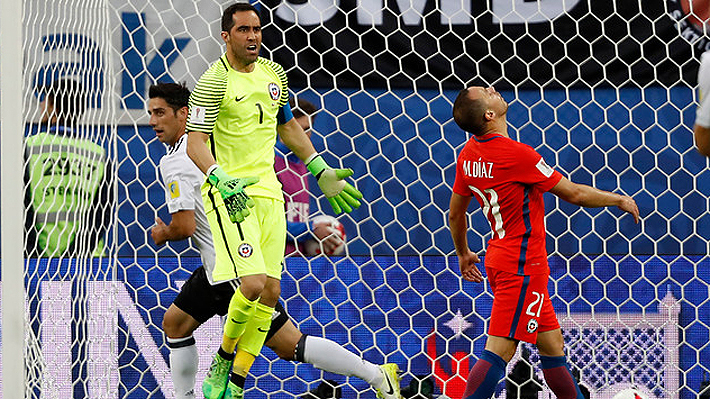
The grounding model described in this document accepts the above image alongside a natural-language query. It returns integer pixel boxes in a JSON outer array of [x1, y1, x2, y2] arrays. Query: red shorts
[[486, 267, 559, 344]]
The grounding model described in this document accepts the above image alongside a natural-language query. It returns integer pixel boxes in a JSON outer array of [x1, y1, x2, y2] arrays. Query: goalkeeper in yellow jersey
[[185, 3, 363, 399]]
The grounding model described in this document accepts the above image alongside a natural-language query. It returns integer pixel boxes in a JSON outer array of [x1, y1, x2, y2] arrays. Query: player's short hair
[[222, 2, 260, 32], [289, 98, 319, 120], [148, 82, 190, 112], [43, 78, 86, 126], [453, 88, 487, 136]]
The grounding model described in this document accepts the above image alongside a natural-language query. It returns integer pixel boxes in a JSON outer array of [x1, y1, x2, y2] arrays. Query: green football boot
[[201, 353, 232, 399]]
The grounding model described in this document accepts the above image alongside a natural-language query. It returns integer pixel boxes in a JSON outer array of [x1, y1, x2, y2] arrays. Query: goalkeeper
[[184, 3, 362, 399], [148, 83, 399, 399]]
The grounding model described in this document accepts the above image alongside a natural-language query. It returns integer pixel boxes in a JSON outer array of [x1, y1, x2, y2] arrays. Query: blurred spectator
[[24, 78, 112, 257]]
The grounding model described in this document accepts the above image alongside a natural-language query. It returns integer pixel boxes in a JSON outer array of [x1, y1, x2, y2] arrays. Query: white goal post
[[1, 0, 29, 397], [3, 1, 710, 398]]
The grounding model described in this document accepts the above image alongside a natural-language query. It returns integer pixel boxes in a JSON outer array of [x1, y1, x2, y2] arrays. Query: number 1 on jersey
[[255, 103, 264, 124], [469, 186, 506, 239]]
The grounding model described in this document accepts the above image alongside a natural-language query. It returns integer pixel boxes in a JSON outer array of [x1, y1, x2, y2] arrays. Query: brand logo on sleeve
[[168, 181, 180, 198], [535, 158, 554, 178], [190, 106, 206, 124]]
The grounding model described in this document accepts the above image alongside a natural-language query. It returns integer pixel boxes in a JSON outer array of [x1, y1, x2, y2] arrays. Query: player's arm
[[277, 116, 363, 214], [548, 176, 639, 223], [694, 124, 710, 156], [186, 131, 217, 173], [449, 192, 483, 283], [277, 117, 317, 162], [151, 210, 196, 246]]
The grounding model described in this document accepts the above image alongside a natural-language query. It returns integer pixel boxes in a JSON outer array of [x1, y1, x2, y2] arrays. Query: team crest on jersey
[[527, 318, 538, 334], [168, 181, 180, 198], [238, 243, 253, 258], [268, 83, 280, 101]]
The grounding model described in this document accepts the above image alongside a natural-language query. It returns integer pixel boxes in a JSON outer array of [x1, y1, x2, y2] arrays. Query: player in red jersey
[[449, 86, 639, 399]]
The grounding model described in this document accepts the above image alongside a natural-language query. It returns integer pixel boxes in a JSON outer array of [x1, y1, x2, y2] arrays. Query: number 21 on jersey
[[469, 186, 506, 239], [526, 291, 544, 317]]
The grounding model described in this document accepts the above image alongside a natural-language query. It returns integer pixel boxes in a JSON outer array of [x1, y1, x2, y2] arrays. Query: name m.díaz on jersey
[[462, 158, 494, 179]]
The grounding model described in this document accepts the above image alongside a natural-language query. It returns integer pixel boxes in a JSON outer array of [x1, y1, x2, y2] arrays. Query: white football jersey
[[159, 134, 217, 284], [697, 51, 710, 128]]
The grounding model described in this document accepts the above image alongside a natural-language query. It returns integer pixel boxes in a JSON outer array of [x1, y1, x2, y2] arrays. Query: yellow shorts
[[205, 195, 286, 282]]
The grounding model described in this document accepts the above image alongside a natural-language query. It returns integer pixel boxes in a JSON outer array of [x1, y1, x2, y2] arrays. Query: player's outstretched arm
[[449, 192, 483, 283], [549, 176, 639, 223], [151, 211, 196, 246], [278, 118, 363, 214]]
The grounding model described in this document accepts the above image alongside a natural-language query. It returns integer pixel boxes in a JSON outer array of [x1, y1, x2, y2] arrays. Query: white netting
[[8, 0, 710, 398]]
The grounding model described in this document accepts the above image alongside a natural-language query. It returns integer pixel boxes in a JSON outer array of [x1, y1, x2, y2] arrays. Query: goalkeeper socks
[[224, 288, 258, 342], [463, 350, 507, 399], [229, 372, 246, 388], [167, 336, 198, 398], [540, 355, 585, 399], [298, 335, 381, 385], [238, 302, 274, 356], [231, 349, 256, 380], [218, 346, 235, 362]]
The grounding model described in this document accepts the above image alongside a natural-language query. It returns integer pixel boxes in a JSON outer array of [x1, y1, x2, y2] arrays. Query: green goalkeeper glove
[[306, 154, 363, 214], [207, 165, 259, 223]]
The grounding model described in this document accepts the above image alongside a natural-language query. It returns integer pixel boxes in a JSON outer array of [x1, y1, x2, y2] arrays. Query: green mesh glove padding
[[306, 155, 363, 214], [208, 166, 259, 223]]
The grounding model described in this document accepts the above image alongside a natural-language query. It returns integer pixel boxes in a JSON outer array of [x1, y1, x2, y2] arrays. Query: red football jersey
[[453, 133, 562, 275]]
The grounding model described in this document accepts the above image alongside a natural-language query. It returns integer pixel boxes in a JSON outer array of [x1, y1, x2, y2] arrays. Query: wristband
[[306, 155, 328, 179], [304, 152, 319, 165], [206, 164, 219, 176]]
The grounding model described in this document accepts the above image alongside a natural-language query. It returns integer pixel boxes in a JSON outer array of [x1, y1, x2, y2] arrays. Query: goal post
[[1, 0, 29, 397], [6, 0, 710, 398]]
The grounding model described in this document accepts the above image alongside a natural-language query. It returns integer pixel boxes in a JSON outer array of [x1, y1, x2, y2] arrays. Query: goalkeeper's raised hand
[[207, 165, 259, 223], [306, 154, 363, 214]]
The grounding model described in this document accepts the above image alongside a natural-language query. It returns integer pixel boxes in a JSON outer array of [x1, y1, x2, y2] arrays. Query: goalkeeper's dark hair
[[289, 97, 319, 120], [222, 2, 260, 32], [43, 78, 86, 126], [149, 82, 190, 112], [453, 88, 487, 136]]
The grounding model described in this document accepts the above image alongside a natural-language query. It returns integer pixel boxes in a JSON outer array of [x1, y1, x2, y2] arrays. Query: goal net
[[6, 0, 709, 398]]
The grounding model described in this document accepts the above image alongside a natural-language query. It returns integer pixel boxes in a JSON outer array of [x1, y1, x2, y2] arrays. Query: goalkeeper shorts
[[486, 267, 559, 344], [173, 265, 289, 342], [204, 195, 286, 282]]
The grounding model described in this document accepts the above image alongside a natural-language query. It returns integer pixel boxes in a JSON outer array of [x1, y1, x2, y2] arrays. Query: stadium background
[[9, 0, 710, 398]]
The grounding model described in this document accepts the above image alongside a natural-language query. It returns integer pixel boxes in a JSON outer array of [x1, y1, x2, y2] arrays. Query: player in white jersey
[[694, 51, 710, 156], [148, 83, 401, 399]]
